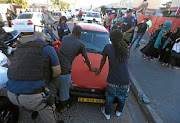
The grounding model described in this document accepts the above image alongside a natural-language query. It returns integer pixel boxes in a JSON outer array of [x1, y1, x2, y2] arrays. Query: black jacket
[[0, 21, 7, 40]]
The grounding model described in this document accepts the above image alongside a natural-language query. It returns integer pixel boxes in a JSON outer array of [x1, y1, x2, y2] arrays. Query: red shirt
[[110, 14, 114, 21], [79, 11, 82, 15]]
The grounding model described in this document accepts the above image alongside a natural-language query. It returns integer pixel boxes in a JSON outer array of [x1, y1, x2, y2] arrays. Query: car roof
[[19, 12, 41, 15], [78, 23, 108, 33]]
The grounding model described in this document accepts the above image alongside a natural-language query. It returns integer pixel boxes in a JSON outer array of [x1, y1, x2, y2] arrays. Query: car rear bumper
[[12, 25, 34, 32], [70, 86, 105, 99]]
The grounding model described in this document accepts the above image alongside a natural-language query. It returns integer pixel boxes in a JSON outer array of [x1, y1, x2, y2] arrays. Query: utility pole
[[59, 0, 61, 10]]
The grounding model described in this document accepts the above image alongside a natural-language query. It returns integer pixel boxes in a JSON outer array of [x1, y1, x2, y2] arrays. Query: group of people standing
[[140, 22, 180, 68]]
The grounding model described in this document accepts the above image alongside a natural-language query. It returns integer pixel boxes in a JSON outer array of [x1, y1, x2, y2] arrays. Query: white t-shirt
[[172, 38, 180, 53], [73, 18, 78, 23]]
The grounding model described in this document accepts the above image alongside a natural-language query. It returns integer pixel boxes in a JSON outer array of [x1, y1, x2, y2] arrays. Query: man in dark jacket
[[6, 32, 62, 123]]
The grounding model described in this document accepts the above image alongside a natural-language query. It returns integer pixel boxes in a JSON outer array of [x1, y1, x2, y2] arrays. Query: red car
[[70, 23, 110, 104]]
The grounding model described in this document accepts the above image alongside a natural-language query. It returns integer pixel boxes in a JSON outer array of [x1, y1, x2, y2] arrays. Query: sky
[[63, 0, 121, 8], [63, 0, 172, 9]]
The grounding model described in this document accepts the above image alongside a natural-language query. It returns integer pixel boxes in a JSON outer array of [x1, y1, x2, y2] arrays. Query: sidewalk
[[128, 35, 180, 122]]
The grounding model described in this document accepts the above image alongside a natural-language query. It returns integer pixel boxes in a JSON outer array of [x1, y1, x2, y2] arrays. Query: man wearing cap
[[122, 9, 135, 44], [52, 25, 97, 113], [122, 9, 135, 34]]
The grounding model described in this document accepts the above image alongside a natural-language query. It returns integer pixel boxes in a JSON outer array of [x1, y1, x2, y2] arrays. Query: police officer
[[6, 33, 62, 123], [57, 16, 71, 41], [122, 9, 135, 44]]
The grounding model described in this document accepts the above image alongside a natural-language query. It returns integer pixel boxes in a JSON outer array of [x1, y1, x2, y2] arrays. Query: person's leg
[[104, 86, 115, 115], [130, 34, 139, 47], [116, 88, 128, 114], [135, 34, 143, 48], [130, 30, 135, 43]]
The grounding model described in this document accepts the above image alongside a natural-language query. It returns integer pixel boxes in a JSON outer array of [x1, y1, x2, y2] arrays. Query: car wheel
[[0, 96, 19, 123]]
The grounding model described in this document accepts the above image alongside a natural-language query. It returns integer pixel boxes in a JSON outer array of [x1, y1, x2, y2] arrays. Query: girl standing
[[96, 29, 130, 120]]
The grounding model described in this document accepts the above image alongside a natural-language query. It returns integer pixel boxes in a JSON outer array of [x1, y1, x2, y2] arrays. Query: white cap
[[112, 10, 115, 13]]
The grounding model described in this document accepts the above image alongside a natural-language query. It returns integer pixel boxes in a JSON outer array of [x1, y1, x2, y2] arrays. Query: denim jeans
[[42, 29, 57, 41], [130, 33, 144, 48], [105, 86, 129, 115]]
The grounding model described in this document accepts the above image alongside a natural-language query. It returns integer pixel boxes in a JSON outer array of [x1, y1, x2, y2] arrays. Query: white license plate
[[16, 22, 24, 25]]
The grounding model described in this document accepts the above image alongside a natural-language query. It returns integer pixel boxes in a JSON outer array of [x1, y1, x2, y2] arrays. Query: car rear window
[[86, 12, 100, 18], [80, 30, 110, 53], [18, 14, 33, 19]]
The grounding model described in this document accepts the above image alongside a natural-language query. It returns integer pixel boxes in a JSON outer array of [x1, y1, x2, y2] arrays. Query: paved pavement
[[129, 34, 180, 122]]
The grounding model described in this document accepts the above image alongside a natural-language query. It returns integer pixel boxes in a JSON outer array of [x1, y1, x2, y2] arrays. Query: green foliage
[[51, 0, 70, 9], [4, 0, 28, 8], [0, 0, 7, 3]]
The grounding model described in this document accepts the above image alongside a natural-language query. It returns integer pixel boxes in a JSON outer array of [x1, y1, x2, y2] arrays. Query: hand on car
[[90, 66, 98, 72], [95, 69, 101, 76]]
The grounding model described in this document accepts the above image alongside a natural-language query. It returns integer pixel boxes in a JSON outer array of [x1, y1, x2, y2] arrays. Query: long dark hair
[[110, 29, 128, 63]]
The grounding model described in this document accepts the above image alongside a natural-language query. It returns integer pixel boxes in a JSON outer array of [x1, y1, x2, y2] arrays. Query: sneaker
[[143, 54, 146, 59], [101, 107, 110, 120], [128, 46, 131, 50], [116, 111, 121, 117], [60, 104, 68, 113]]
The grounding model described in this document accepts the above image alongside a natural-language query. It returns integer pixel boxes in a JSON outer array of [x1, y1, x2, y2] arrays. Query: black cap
[[59, 16, 68, 23], [127, 9, 133, 13]]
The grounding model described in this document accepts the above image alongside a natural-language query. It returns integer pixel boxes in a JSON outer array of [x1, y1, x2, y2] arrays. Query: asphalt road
[[0, 21, 147, 123], [129, 37, 180, 122]]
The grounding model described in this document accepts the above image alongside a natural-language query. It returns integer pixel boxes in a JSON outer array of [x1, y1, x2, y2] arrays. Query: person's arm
[[84, 56, 97, 71], [52, 65, 61, 78], [43, 46, 61, 78], [95, 55, 107, 75], [126, 26, 135, 33]]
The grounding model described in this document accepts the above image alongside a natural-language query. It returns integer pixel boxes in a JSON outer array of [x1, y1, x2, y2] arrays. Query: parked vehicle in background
[[82, 11, 88, 21], [11, 12, 42, 32], [83, 12, 102, 24], [71, 8, 80, 16], [64, 11, 72, 19], [52, 11, 69, 23]]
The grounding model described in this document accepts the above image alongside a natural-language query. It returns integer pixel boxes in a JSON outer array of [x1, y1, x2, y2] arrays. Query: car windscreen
[[86, 12, 100, 18], [80, 30, 110, 53], [17, 14, 33, 19]]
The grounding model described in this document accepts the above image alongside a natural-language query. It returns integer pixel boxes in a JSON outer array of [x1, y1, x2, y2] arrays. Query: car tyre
[[0, 96, 19, 123]]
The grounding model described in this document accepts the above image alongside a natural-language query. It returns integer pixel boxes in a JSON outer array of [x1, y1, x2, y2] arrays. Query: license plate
[[78, 97, 105, 104], [16, 22, 24, 25]]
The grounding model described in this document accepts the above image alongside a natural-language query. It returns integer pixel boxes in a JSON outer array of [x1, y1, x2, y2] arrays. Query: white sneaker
[[101, 107, 110, 120], [116, 111, 121, 117], [7, 46, 12, 54]]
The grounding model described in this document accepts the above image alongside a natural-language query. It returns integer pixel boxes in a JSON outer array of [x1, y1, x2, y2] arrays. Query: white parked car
[[0, 51, 8, 89], [82, 11, 88, 21], [64, 11, 71, 19], [12, 12, 42, 32], [83, 12, 102, 24]]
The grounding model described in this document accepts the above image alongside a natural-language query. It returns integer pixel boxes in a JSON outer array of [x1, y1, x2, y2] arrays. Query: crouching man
[[6, 33, 61, 123]]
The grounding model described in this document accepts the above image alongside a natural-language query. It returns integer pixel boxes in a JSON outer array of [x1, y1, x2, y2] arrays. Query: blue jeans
[[42, 29, 57, 41], [105, 86, 129, 115], [130, 33, 144, 48]]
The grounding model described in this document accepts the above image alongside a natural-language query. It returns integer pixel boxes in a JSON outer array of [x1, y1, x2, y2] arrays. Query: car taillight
[[27, 20, 33, 25], [11, 21, 14, 25]]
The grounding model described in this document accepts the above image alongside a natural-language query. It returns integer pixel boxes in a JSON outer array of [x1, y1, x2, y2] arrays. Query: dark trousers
[[105, 86, 129, 115]]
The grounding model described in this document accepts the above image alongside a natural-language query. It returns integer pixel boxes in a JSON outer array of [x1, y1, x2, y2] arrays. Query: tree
[[5, 0, 28, 8], [51, 0, 70, 9]]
